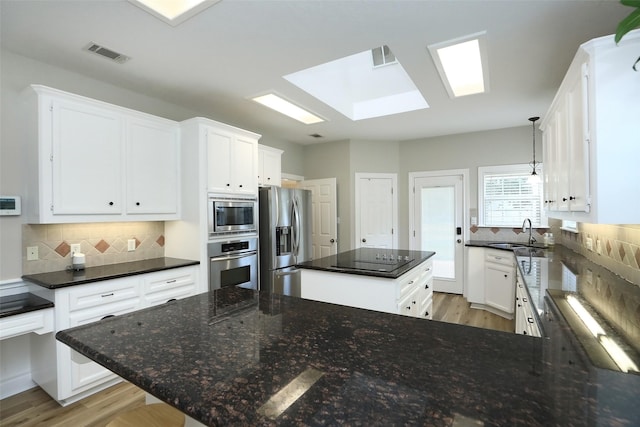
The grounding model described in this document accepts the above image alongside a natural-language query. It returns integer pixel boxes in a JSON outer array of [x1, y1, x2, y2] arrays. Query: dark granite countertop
[[0, 292, 54, 318], [56, 285, 640, 426], [22, 257, 199, 289], [297, 247, 436, 279], [467, 241, 640, 374]]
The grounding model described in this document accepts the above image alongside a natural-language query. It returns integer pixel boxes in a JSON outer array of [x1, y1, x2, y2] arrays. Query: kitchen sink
[[488, 243, 526, 249]]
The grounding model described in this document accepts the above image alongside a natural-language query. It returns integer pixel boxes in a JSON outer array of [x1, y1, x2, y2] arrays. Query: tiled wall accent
[[557, 223, 640, 288], [468, 226, 548, 244], [22, 222, 165, 274]]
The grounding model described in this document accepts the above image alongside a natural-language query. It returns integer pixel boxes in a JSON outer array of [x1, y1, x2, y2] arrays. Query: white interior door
[[411, 172, 465, 294], [355, 173, 397, 249], [299, 178, 337, 259]]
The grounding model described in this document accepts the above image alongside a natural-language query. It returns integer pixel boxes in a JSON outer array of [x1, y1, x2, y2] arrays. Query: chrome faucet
[[522, 218, 536, 246]]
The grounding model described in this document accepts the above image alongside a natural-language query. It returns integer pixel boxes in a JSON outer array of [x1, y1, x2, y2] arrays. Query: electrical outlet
[[128, 239, 136, 252], [70, 243, 81, 254], [586, 237, 593, 251], [27, 246, 38, 261], [596, 239, 602, 255]]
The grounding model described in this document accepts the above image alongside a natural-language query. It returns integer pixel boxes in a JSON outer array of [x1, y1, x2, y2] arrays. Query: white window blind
[[479, 165, 544, 227]]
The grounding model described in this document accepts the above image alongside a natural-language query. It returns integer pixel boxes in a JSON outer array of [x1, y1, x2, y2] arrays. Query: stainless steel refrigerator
[[259, 187, 312, 297]]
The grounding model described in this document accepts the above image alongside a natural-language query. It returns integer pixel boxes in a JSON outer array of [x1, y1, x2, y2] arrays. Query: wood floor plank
[[432, 292, 514, 333]]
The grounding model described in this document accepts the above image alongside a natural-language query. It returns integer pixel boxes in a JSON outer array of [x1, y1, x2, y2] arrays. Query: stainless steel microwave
[[208, 195, 257, 237]]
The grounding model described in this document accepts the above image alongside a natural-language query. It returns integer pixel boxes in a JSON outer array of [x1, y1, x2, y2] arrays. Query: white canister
[[72, 252, 86, 270]]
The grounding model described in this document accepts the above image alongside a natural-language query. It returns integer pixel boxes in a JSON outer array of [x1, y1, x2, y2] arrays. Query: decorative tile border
[[22, 222, 165, 274]]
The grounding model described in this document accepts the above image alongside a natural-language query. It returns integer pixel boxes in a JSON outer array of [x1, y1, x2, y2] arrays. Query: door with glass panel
[[412, 174, 464, 294]]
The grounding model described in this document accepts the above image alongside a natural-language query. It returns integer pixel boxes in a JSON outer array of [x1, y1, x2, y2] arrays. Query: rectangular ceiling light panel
[[129, 0, 221, 26], [428, 32, 489, 98], [252, 94, 324, 125]]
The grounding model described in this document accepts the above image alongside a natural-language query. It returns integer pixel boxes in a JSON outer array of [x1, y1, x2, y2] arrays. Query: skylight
[[283, 46, 428, 121], [252, 94, 324, 125], [428, 32, 489, 98], [128, 0, 220, 26]]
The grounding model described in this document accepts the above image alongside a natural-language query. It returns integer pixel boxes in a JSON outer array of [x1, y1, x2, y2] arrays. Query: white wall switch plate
[[586, 237, 593, 251], [27, 246, 38, 261], [70, 243, 81, 254], [128, 239, 136, 252]]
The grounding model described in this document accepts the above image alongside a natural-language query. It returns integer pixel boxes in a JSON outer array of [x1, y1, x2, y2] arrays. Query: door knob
[[362, 238, 366, 243], [330, 239, 335, 243]]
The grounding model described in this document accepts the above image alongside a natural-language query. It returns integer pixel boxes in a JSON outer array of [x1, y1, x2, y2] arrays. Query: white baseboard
[[0, 373, 37, 399]]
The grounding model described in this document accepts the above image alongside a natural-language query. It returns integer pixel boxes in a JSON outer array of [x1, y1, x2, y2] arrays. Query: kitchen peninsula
[[297, 248, 435, 318], [56, 283, 639, 426]]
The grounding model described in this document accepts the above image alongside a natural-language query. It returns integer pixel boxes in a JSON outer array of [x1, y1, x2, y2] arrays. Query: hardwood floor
[[0, 293, 512, 426], [0, 381, 144, 427], [432, 291, 514, 333]]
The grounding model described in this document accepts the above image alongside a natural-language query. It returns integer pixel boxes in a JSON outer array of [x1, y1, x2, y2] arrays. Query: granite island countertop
[[297, 247, 435, 279], [56, 284, 640, 426]]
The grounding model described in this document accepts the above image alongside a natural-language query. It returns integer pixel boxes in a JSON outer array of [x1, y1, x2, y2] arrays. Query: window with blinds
[[478, 164, 545, 227]]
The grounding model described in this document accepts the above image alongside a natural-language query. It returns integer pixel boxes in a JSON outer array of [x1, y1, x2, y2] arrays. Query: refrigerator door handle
[[291, 197, 298, 257], [293, 196, 301, 258], [274, 188, 280, 226]]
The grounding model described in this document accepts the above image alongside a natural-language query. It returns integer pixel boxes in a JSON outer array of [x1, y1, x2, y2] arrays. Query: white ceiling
[[0, 0, 629, 145]]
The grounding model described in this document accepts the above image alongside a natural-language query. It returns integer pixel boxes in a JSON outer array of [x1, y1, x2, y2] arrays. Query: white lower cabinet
[[30, 265, 198, 405], [301, 258, 433, 319], [466, 247, 515, 319], [515, 272, 541, 337]]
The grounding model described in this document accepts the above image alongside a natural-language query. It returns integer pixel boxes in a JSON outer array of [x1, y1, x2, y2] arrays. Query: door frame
[[354, 172, 398, 249], [409, 169, 469, 292]]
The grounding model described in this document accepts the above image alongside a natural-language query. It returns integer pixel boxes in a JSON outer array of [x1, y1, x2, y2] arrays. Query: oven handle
[[210, 251, 257, 262]]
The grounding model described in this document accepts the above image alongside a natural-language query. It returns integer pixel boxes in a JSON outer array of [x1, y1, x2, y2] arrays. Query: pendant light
[[528, 116, 541, 183]]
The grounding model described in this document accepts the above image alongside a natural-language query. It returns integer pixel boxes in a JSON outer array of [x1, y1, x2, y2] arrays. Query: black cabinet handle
[[226, 183, 230, 187], [109, 201, 114, 206], [101, 314, 115, 321], [425, 284, 429, 289], [239, 184, 243, 188], [136, 202, 140, 206], [569, 196, 576, 200], [166, 298, 177, 303]]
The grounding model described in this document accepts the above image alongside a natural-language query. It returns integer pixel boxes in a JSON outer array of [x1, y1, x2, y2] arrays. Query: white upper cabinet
[[27, 85, 181, 223], [540, 31, 640, 224], [126, 117, 180, 215], [258, 144, 283, 187], [206, 122, 259, 195], [50, 97, 123, 215]]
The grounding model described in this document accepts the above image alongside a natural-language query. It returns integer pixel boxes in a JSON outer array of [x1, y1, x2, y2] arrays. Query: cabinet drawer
[[397, 288, 420, 317], [69, 298, 140, 327], [0, 308, 54, 340], [67, 278, 140, 312], [143, 268, 195, 295], [485, 250, 514, 266]]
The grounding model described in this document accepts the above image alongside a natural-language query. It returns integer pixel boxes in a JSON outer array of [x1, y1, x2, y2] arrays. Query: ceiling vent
[[371, 45, 397, 68], [83, 42, 130, 64]]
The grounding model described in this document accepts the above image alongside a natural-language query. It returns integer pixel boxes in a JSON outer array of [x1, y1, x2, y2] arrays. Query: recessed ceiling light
[[252, 94, 324, 125], [428, 32, 490, 98], [128, 0, 221, 26]]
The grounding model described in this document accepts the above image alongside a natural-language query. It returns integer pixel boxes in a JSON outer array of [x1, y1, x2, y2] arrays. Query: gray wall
[[303, 140, 351, 252], [397, 126, 542, 248]]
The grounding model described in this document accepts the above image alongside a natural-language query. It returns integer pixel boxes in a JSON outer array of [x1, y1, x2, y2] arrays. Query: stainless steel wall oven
[[208, 237, 258, 291]]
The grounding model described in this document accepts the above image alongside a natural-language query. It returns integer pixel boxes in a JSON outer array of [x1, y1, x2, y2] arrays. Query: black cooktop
[[331, 250, 414, 272], [297, 247, 435, 279]]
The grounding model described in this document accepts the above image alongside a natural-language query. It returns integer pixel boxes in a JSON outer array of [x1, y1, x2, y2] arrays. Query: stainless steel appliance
[[208, 194, 257, 237], [208, 237, 258, 291], [259, 187, 312, 297]]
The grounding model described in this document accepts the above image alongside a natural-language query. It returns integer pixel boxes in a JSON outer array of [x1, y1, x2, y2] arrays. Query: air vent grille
[[84, 42, 130, 64], [371, 45, 397, 68]]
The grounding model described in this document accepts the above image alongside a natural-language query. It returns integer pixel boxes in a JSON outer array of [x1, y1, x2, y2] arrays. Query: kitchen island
[[55, 284, 639, 426], [297, 248, 436, 318]]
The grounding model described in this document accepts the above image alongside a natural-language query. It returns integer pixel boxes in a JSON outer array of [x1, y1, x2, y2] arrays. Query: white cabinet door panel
[[52, 99, 122, 215]]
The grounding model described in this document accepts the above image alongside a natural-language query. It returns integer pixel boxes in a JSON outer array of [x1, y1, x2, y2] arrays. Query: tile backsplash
[[22, 222, 165, 274], [554, 221, 640, 288], [468, 225, 548, 244]]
